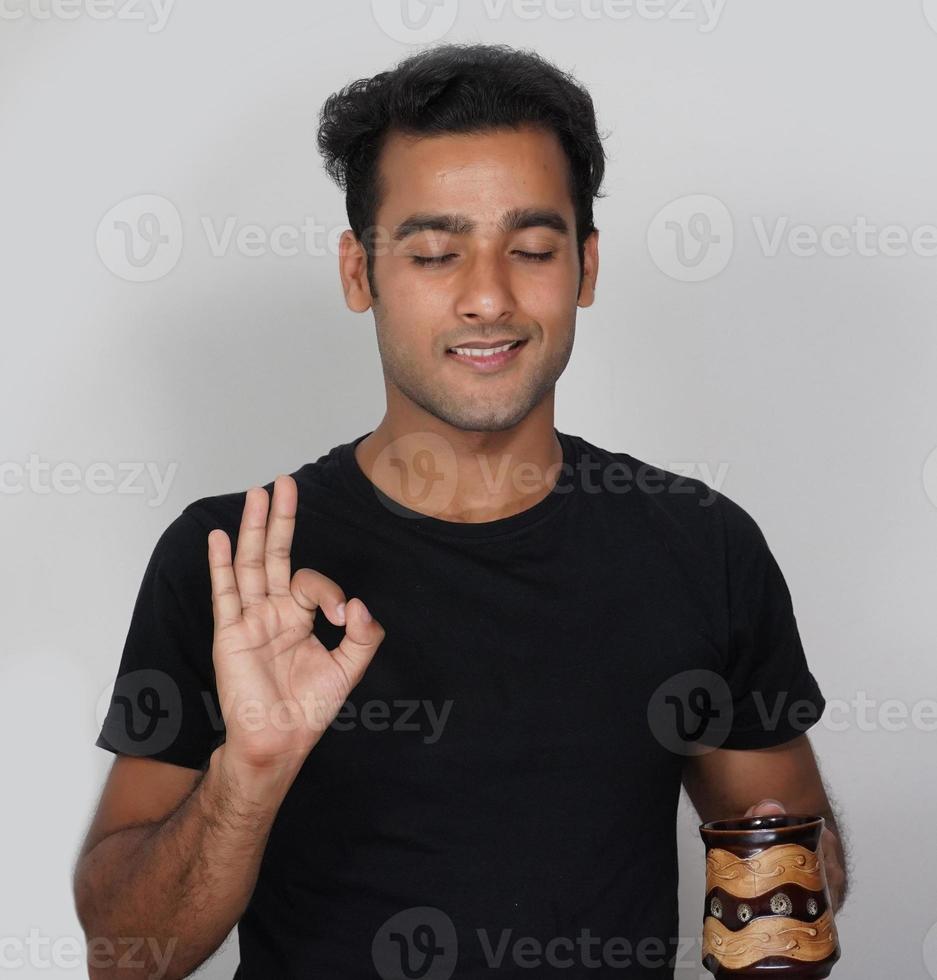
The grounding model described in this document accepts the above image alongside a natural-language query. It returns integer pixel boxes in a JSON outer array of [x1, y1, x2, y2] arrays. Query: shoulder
[[178, 440, 349, 534], [565, 431, 768, 556], [152, 439, 353, 573], [565, 431, 720, 520]]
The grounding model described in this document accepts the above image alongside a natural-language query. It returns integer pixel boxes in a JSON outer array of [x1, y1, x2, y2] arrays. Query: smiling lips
[[445, 338, 527, 370]]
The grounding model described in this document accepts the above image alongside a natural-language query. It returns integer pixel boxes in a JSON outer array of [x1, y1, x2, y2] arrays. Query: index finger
[[207, 527, 241, 631]]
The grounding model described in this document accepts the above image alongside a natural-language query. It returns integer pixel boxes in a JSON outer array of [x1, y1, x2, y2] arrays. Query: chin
[[432, 401, 538, 433]]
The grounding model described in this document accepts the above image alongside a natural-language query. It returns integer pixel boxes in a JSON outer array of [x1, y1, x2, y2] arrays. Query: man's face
[[344, 125, 597, 433]]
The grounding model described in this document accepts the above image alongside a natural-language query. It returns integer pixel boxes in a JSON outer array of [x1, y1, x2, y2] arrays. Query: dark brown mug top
[[700, 813, 822, 834]]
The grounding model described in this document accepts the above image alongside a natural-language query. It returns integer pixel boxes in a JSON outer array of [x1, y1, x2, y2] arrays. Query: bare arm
[[74, 476, 386, 978], [682, 734, 850, 912], [74, 748, 298, 979]]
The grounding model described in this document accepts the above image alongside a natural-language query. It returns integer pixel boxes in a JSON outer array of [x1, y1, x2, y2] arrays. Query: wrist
[[209, 743, 302, 809]]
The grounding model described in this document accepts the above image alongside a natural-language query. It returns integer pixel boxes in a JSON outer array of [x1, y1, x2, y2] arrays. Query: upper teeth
[[449, 341, 519, 358]]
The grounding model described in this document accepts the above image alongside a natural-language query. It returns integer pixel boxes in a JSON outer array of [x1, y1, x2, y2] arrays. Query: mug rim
[[699, 813, 823, 833]]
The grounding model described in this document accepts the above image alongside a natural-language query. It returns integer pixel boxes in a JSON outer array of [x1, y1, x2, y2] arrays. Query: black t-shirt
[[95, 428, 827, 979]]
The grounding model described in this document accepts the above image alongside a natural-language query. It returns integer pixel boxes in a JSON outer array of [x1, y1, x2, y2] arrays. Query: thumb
[[331, 597, 386, 687], [744, 798, 786, 818]]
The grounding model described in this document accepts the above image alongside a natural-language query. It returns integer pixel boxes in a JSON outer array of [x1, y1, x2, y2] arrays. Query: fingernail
[[336, 602, 346, 624], [359, 600, 372, 623]]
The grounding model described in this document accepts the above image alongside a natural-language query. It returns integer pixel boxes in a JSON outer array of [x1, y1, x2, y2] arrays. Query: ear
[[338, 230, 373, 313], [576, 228, 599, 308]]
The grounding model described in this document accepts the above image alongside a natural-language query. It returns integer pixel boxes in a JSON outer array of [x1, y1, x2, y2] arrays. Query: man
[[73, 42, 848, 979]]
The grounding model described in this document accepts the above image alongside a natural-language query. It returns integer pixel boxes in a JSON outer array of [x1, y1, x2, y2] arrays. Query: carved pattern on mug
[[770, 892, 793, 916], [705, 843, 823, 898], [702, 907, 839, 970]]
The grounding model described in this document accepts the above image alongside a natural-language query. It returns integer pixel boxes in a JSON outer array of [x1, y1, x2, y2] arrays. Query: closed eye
[[410, 250, 555, 267], [411, 254, 458, 267]]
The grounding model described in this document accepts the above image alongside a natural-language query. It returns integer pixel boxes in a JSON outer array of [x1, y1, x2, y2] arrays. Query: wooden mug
[[699, 813, 841, 978]]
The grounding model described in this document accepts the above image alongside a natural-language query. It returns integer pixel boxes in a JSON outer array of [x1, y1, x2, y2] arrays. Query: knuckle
[[235, 555, 265, 569]]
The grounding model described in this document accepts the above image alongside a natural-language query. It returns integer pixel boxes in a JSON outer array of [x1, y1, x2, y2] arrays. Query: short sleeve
[[95, 508, 225, 770], [709, 492, 827, 750]]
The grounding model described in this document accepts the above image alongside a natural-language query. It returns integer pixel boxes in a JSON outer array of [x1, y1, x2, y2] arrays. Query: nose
[[453, 249, 516, 326]]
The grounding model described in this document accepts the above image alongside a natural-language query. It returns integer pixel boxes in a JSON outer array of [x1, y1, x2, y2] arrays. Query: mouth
[[445, 338, 527, 371]]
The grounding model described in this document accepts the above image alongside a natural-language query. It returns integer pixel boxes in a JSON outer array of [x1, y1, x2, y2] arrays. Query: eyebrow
[[391, 207, 570, 242]]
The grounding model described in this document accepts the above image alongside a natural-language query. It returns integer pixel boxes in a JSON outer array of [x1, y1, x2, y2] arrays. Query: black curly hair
[[316, 42, 608, 299]]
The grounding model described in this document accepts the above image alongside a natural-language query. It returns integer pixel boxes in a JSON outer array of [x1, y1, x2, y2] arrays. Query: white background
[[2, 0, 936, 976]]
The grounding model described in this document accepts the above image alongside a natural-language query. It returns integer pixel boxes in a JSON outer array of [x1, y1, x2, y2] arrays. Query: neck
[[354, 403, 564, 524]]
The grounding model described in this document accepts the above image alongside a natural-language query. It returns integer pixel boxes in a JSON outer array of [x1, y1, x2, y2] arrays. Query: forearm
[[816, 802, 850, 910], [681, 737, 850, 911], [75, 746, 299, 979]]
